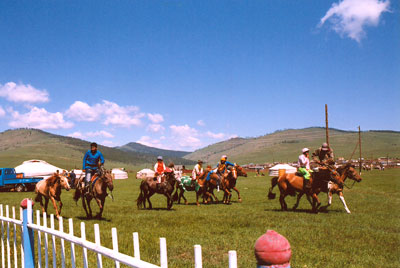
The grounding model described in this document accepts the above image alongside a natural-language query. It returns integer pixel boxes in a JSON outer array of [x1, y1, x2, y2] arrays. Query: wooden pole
[[325, 104, 329, 147], [359, 126, 362, 174]]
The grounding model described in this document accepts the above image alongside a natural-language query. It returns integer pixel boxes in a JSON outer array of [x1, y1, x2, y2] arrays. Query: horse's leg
[[146, 192, 153, 209], [81, 197, 90, 218], [311, 193, 321, 213], [58, 199, 63, 216], [233, 187, 242, 203], [268, 177, 278, 199], [328, 191, 333, 206], [95, 197, 104, 219], [338, 192, 351, 214], [293, 192, 304, 210], [49, 196, 59, 218], [38, 195, 45, 214], [165, 193, 172, 210], [44, 197, 49, 214], [87, 198, 93, 218]]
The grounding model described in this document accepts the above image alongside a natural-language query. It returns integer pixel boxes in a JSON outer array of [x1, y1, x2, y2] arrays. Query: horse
[[73, 169, 114, 219], [222, 165, 247, 204], [291, 163, 362, 213], [136, 169, 177, 210], [35, 170, 71, 219], [172, 171, 208, 206], [268, 166, 342, 213]]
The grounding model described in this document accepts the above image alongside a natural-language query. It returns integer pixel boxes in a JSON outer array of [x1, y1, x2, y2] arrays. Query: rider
[[192, 160, 204, 182], [312, 142, 334, 166], [312, 142, 342, 186], [82, 142, 105, 194], [298, 148, 312, 194], [154, 156, 166, 184], [206, 155, 235, 192]]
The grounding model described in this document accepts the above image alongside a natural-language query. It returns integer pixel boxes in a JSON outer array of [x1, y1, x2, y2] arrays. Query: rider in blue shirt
[[206, 155, 235, 191], [82, 142, 105, 193]]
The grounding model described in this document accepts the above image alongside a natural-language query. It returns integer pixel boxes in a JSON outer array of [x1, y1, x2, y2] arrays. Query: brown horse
[[136, 169, 176, 210], [172, 171, 208, 206], [35, 170, 71, 218], [222, 165, 247, 204], [73, 169, 114, 219], [268, 166, 342, 213], [292, 163, 362, 213]]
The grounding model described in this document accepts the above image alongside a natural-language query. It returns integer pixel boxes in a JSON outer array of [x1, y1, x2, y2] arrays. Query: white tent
[[112, 168, 128, 180], [15, 160, 65, 179], [268, 164, 297, 177]]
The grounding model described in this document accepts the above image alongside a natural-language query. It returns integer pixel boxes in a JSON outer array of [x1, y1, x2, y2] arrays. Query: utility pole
[[325, 104, 329, 147], [359, 126, 362, 174]]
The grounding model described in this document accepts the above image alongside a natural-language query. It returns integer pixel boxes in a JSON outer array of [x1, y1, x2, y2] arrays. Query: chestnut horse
[[292, 163, 362, 213], [136, 169, 176, 210], [222, 165, 247, 204], [268, 166, 342, 213], [35, 170, 71, 218], [172, 171, 208, 206], [73, 169, 114, 219]]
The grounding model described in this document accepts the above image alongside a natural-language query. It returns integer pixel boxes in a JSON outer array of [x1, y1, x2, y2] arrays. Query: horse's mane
[[46, 173, 61, 187], [337, 163, 353, 175]]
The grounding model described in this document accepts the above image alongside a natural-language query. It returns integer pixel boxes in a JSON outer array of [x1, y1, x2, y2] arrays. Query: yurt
[[15, 160, 65, 179], [268, 164, 297, 177], [111, 168, 128, 179]]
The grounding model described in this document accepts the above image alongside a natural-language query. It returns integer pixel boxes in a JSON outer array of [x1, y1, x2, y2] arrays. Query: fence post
[[160, 237, 167, 268], [228, 251, 237, 268], [22, 199, 35, 268], [194, 245, 202, 268]]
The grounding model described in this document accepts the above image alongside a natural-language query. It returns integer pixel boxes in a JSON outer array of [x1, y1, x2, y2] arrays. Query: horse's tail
[[268, 176, 279, 199], [172, 187, 179, 202], [34, 193, 41, 203], [136, 182, 145, 209], [73, 189, 81, 203]]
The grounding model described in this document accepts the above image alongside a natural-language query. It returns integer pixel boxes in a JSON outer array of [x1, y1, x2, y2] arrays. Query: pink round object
[[254, 230, 291, 266], [20, 198, 34, 209]]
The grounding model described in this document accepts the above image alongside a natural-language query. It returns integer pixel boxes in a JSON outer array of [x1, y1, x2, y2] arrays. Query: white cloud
[[0, 82, 49, 103], [100, 140, 114, 147], [9, 107, 74, 129], [319, 0, 391, 42], [86, 130, 114, 138], [68, 131, 85, 139], [0, 106, 5, 117], [147, 113, 164, 123], [65, 101, 100, 122], [197, 120, 205, 126], [137, 136, 164, 148], [206, 131, 226, 139], [170, 124, 202, 149], [147, 124, 165, 133], [65, 100, 143, 127]]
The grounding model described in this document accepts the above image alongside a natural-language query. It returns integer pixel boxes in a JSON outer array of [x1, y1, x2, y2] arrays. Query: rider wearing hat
[[312, 142, 334, 166], [154, 156, 166, 184], [82, 142, 105, 194], [298, 148, 312, 193], [206, 155, 235, 191], [192, 160, 204, 181]]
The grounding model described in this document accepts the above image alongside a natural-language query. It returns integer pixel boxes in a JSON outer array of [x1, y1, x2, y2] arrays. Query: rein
[[343, 179, 357, 189]]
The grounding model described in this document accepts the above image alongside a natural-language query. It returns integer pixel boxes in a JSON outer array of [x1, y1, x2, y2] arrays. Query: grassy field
[[1, 169, 399, 267]]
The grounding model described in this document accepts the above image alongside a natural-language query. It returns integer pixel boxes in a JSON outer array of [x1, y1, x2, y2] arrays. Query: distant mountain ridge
[[184, 127, 400, 164], [0, 129, 195, 170], [117, 142, 191, 158]]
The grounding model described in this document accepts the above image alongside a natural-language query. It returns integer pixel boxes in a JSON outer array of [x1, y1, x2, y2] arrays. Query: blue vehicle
[[0, 168, 43, 192]]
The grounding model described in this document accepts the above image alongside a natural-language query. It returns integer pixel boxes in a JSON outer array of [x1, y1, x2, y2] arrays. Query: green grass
[[1, 169, 399, 267]]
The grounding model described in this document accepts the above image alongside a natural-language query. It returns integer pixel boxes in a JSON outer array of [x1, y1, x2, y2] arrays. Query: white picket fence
[[0, 201, 238, 267]]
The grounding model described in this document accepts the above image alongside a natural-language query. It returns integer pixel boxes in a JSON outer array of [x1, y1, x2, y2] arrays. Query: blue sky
[[0, 0, 399, 151]]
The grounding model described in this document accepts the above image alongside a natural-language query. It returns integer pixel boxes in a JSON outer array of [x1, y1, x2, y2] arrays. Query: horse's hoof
[[185, 201, 189, 205], [196, 203, 200, 207], [238, 199, 242, 203]]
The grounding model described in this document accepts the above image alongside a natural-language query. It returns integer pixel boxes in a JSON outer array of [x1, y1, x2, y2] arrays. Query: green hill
[[117, 142, 190, 158], [0, 129, 194, 170], [184, 127, 400, 164]]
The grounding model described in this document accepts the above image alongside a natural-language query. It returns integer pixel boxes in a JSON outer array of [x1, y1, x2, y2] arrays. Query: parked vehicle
[[0, 168, 43, 192]]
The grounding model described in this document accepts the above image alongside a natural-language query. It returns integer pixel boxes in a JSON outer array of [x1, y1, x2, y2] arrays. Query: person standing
[[82, 142, 105, 194], [192, 160, 204, 181]]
